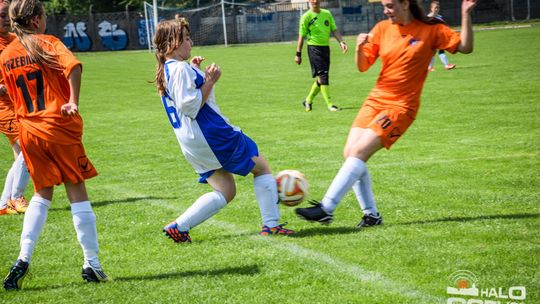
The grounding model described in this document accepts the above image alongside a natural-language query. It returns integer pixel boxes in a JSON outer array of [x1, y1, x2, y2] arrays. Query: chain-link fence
[[45, 0, 539, 52]]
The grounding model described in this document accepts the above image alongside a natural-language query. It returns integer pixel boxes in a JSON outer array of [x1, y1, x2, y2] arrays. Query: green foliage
[[0, 25, 539, 303]]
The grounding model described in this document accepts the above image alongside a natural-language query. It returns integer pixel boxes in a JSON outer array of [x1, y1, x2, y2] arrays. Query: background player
[[295, 0, 348, 112], [0, 0, 29, 216]]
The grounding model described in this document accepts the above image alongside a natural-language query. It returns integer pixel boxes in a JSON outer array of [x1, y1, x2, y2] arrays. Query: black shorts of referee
[[307, 45, 330, 85]]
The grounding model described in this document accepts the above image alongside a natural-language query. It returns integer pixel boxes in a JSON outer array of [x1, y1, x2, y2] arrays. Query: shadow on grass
[[20, 265, 260, 291], [289, 226, 360, 238], [114, 264, 260, 282], [56, 196, 177, 210], [396, 213, 540, 226]]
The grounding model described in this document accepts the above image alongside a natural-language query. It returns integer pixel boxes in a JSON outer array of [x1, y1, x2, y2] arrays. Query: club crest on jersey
[[324, 20, 330, 26]]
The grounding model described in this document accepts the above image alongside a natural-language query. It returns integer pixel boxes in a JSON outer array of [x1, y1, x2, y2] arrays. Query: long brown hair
[[9, 0, 61, 70], [405, 0, 446, 25], [153, 17, 190, 96]]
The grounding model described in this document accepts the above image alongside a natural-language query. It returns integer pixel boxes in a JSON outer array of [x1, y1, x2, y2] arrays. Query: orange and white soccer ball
[[275, 170, 308, 206]]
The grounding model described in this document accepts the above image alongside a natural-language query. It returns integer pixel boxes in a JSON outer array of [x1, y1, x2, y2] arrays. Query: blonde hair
[[9, 0, 61, 70], [153, 17, 190, 96]]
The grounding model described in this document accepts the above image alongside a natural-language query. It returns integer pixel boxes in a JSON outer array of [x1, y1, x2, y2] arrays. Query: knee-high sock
[[254, 174, 280, 228], [438, 52, 449, 66], [1, 166, 15, 207], [321, 157, 367, 214], [306, 81, 320, 103], [320, 85, 333, 107], [176, 191, 227, 231], [428, 56, 435, 69], [11, 153, 29, 199], [351, 170, 379, 215], [19, 196, 51, 263], [71, 201, 101, 268]]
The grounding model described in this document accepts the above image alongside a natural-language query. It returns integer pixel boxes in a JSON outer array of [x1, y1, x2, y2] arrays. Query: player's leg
[[4, 187, 53, 290], [1, 139, 20, 214], [304, 80, 320, 111], [317, 47, 339, 111], [438, 50, 455, 70], [251, 156, 294, 235], [164, 169, 231, 243], [65, 181, 109, 282], [428, 55, 436, 71], [9, 141, 30, 213]]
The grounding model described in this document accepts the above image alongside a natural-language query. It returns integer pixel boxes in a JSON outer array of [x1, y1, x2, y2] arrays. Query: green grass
[[0, 25, 539, 303]]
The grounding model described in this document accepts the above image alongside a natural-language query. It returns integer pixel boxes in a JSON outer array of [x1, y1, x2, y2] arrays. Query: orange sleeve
[[434, 24, 461, 54], [51, 37, 82, 78], [361, 22, 382, 67]]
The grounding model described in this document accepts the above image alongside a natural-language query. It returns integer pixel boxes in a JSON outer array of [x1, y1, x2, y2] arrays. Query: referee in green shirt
[[295, 0, 348, 112]]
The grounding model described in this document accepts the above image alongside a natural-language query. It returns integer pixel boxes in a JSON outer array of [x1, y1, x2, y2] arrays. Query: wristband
[[296, 51, 301, 57]]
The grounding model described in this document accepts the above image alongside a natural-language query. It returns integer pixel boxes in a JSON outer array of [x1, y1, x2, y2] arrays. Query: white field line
[[107, 186, 444, 303], [369, 152, 538, 168]]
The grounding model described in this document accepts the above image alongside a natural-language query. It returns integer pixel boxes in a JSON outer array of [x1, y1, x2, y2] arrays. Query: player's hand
[[191, 56, 204, 68], [356, 33, 372, 47], [295, 55, 302, 65], [61, 102, 79, 116], [462, 0, 477, 14], [340, 41, 348, 54], [205, 63, 221, 84]]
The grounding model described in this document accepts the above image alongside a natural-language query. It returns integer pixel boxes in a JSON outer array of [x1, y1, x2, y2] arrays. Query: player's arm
[[457, 0, 476, 54], [295, 34, 304, 65], [200, 63, 221, 107], [355, 33, 375, 72], [62, 64, 82, 116], [332, 30, 348, 53]]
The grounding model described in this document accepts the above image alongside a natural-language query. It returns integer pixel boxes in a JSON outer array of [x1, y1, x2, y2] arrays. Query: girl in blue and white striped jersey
[[153, 18, 295, 242]]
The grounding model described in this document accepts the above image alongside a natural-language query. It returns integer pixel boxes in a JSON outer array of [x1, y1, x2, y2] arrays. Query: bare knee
[[251, 155, 271, 177], [221, 187, 236, 203]]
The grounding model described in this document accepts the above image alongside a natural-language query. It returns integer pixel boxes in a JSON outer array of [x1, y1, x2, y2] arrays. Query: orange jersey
[[360, 19, 460, 115], [0, 34, 83, 145], [0, 33, 17, 134]]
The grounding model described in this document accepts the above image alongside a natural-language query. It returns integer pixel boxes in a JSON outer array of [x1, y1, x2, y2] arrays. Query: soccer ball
[[275, 170, 308, 206]]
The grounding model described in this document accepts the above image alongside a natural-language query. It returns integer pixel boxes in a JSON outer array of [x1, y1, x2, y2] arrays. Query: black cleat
[[3, 259, 29, 290], [82, 266, 110, 283], [295, 200, 333, 225], [356, 213, 383, 229]]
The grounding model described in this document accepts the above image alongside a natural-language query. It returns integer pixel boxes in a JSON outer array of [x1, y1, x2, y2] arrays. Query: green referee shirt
[[299, 9, 337, 46]]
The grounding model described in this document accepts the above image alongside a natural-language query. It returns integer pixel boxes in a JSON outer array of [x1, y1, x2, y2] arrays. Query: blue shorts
[[198, 134, 259, 183]]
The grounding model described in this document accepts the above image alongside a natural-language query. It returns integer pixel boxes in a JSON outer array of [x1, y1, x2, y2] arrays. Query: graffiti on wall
[[98, 21, 128, 50], [63, 22, 92, 52], [62, 20, 128, 51]]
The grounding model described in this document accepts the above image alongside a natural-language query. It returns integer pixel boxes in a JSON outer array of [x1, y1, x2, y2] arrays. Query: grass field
[[0, 24, 539, 303]]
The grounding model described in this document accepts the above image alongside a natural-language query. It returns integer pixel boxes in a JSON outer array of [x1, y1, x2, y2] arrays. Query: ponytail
[[153, 18, 190, 96], [9, 0, 62, 70]]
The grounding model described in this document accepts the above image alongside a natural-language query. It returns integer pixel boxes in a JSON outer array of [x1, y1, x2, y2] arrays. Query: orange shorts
[[19, 127, 98, 192], [352, 102, 416, 149], [0, 117, 19, 145]]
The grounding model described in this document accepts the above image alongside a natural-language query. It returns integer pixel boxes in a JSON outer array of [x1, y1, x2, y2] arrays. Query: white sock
[[1, 166, 15, 207], [176, 191, 227, 231], [254, 173, 280, 228], [439, 52, 449, 66], [321, 157, 367, 214], [18, 196, 51, 263], [352, 172, 379, 216], [428, 56, 435, 69], [11, 153, 29, 199], [71, 201, 100, 269]]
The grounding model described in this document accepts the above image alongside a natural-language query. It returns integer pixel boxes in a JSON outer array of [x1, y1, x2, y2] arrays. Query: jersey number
[[161, 96, 181, 129], [16, 71, 45, 113]]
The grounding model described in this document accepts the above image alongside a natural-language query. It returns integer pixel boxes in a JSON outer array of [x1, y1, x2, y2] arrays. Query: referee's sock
[[305, 80, 320, 103], [320, 85, 334, 107]]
